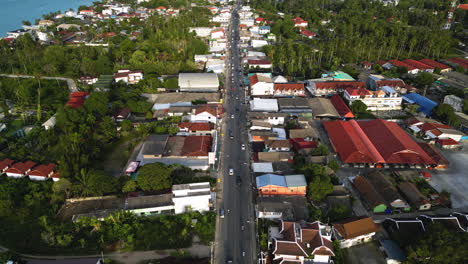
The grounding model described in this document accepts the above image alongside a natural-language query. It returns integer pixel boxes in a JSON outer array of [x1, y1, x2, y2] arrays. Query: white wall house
[[344, 86, 402, 111], [250, 73, 274, 96], [114, 70, 144, 84], [332, 217, 380, 248], [443, 94, 463, 112], [190, 106, 217, 124]]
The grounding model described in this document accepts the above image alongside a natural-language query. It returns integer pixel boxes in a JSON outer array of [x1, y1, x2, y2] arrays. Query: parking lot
[[429, 145, 468, 209]]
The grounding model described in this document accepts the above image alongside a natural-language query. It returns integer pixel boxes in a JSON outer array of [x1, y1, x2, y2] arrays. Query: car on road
[[236, 175, 241, 185], [241, 144, 245, 150], [220, 208, 225, 218], [229, 131, 234, 139], [229, 168, 234, 175], [231, 114, 235, 119]]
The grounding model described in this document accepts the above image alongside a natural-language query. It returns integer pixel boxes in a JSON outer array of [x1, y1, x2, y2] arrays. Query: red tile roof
[[458, 4, 468, 10], [402, 59, 433, 70], [195, 105, 217, 116], [293, 17, 307, 24], [178, 122, 214, 131], [299, 28, 316, 37], [330, 95, 354, 118], [314, 81, 366, 90], [345, 88, 372, 96], [28, 163, 56, 177], [333, 216, 380, 239], [419, 122, 451, 133], [5, 161, 37, 175], [249, 74, 259, 86], [248, 59, 271, 65], [447, 58, 468, 69], [273, 83, 304, 92], [436, 138, 459, 146], [0, 159, 14, 171], [418, 59, 451, 70], [388, 60, 417, 71], [324, 120, 436, 165], [181, 136, 212, 156], [66, 92, 89, 108], [255, 17, 265, 22], [290, 138, 318, 150]]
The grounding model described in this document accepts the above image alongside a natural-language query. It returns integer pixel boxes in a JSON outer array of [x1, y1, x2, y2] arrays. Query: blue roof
[[381, 240, 406, 261], [256, 174, 287, 188], [403, 93, 438, 116], [259, 26, 270, 30]]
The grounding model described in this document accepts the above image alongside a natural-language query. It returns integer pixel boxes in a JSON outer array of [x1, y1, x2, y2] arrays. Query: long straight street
[[214, 0, 257, 263]]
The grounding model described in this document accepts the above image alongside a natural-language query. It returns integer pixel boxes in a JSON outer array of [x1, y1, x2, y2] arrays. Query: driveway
[[344, 242, 386, 264], [429, 146, 468, 209]]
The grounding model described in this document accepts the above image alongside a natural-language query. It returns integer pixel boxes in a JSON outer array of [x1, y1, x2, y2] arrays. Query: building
[[366, 171, 409, 210], [292, 17, 308, 27], [289, 128, 318, 141], [151, 93, 220, 111], [249, 73, 274, 96], [397, 182, 431, 211], [306, 81, 366, 96], [402, 93, 438, 117], [66, 92, 90, 109], [172, 182, 212, 214], [271, 220, 334, 264], [27, 163, 55, 181], [366, 75, 410, 93], [308, 97, 340, 119], [113, 70, 144, 84], [277, 98, 311, 113], [248, 112, 287, 125], [330, 95, 354, 118], [332, 216, 380, 248], [344, 87, 402, 111], [352, 175, 388, 213], [454, 112, 468, 132], [178, 73, 219, 92], [324, 119, 436, 168], [248, 59, 272, 69], [443, 94, 463, 112], [178, 122, 215, 136], [402, 59, 434, 73], [250, 98, 279, 112], [383, 60, 419, 74], [380, 240, 407, 264], [265, 140, 291, 152], [273, 83, 305, 97], [256, 174, 307, 196], [113, 108, 131, 122], [418, 59, 451, 72], [5, 161, 37, 178], [0, 159, 14, 173], [190, 105, 218, 123], [299, 28, 317, 39]]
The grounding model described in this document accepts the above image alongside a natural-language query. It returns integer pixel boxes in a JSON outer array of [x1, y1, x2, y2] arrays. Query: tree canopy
[[137, 163, 172, 191]]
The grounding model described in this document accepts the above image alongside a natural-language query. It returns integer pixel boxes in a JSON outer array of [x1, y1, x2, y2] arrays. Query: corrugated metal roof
[[252, 162, 274, 173], [256, 174, 287, 188], [284, 175, 307, 187]]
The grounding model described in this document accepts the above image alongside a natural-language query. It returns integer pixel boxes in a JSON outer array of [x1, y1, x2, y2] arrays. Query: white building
[[344, 86, 402, 111], [443, 94, 463, 112], [190, 105, 217, 124], [178, 73, 219, 92], [249, 73, 274, 96], [250, 98, 279, 112], [189, 27, 213, 38], [172, 182, 212, 214], [114, 70, 144, 84], [251, 39, 269, 49], [210, 28, 225, 39]]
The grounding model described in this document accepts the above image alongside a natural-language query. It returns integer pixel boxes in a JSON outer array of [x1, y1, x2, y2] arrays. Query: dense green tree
[[137, 163, 172, 191], [308, 174, 333, 201], [350, 100, 368, 114], [434, 103, 460, 127], [413, 72, 435, 88]]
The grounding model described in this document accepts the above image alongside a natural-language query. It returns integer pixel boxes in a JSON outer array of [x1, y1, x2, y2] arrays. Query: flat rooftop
[[154, 93, 220, 104]]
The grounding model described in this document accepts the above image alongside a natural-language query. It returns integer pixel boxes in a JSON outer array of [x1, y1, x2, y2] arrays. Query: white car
[[241, 144, 245, 150], [229, 168, 234, 175], [231, 114, 235, 118]]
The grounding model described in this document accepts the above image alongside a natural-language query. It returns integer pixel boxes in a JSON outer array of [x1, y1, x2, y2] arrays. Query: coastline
[[0, 0, 95, 37]]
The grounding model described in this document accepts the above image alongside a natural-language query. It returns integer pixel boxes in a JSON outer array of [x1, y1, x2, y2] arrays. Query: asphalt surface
[[214, 1, 257, 264]]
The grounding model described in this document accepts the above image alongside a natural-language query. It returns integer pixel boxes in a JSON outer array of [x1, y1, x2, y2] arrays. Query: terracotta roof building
[[5, 161, 37, 178], [330, 95, 354, 118], [0, 158, 14, 172], [332, 216, 380, 248], [181, 136, 212, 156], [353, 175, 388, 213], [28, 163, 56, 181], [272, 220, 334, 263], [324, 119, 436, 167]]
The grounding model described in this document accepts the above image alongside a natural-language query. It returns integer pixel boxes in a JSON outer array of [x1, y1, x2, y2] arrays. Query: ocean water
[[0, 0, 95, 36]]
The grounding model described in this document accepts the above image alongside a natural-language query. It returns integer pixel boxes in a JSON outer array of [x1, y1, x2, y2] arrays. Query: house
[[250, 98, 279, 112], [178, 122, 215, 136], [251, 39, 268, 49], [189, 27, 212, 37], [367, 171, 409, 210], [249, 73, 274, 96], [299, 28, 317, 39], [402, 59, 434, 73], [443, 94, 463, 112], [419, 59, 451, 72], [366, 75, 410, 93], [436, 138, 461, 149], [403, 93, 438, 117], [151, 93, 220, 111], [66, 92, 90, 109], [256, 174, 306, 196], [271, 220, 334, 264], [5, 161, 37, 178], [273, 83, 305, 97], [172, 182, 212, 214], [397, 182, 431, 211], [344, 86, 402, 111], [180, 135, 212, 157], [330, 95, 354, 119], [248, 59, 272, 69], [0, 158, 14, 173], [210, 28, 225, 39], [332, 216, 380, 248], [277, 98, 311, 113], [27, 163, 56, 181], [113, 108, 131, 122], [290, 139, 318, 154], [178, 73, 219, 92], [257, 152, 292, 162], [265, 140, 291, 152], [273, 75, 288, 83], [190, 105, 217, 123], [114, 70, 144, 84], [454, 112, 468, 132], [258, 26, 270, 34], [306, 81, 366, 96], [293, 17, 308, 27], [252, 162, 274, 174], [384, 60, 419, 74], [352, 175, 388, 213], [308, 98, 340, 119]]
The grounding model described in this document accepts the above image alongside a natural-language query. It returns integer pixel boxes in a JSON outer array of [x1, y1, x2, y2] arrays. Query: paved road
[[0, 74, 78, 92], [214, 1, 257, 264]]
